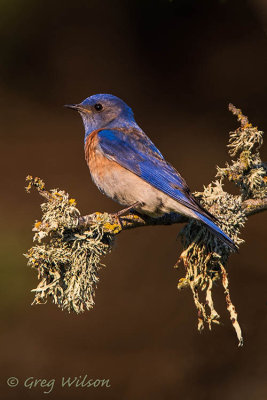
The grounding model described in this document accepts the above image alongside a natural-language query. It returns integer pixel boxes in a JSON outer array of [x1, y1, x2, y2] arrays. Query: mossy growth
[[25, 176, 116, 313], [177, 104, 266, 346]]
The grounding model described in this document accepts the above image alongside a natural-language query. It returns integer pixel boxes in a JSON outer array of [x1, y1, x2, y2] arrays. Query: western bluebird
[[66, 94, 236, 251]]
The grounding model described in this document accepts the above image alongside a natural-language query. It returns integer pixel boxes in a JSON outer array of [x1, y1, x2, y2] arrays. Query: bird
[[65, 94, 236, 251]]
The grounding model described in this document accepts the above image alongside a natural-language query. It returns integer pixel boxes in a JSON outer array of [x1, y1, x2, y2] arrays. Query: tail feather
[[194, 211, 238, 252]]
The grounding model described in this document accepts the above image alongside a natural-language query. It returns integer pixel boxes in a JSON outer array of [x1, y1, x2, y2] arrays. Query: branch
[[78, 211, 188, 232], [242, 197, 267, 216], [77, 195, 267, 232]]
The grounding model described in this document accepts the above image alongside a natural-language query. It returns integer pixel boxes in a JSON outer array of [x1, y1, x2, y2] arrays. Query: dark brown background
[[0, 0, 267, 399]]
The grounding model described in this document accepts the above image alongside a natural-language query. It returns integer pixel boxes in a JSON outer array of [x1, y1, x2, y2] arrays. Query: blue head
[[65, 94, 138, 141]]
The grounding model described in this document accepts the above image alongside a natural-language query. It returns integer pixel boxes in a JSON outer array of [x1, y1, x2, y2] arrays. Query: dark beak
[[64, 104, 81, 111]]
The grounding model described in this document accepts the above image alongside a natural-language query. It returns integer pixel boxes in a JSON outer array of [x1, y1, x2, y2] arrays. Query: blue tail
[[194, 211, 237, 252]]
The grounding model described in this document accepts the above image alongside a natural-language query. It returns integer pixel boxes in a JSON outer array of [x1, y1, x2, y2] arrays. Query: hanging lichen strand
[[25, 104, 267, 346], [177, 104, 266, 346]]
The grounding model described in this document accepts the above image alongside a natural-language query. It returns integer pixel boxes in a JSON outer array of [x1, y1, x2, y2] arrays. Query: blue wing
[[97, 128, 237, 251], [97, 128, 202, 214]]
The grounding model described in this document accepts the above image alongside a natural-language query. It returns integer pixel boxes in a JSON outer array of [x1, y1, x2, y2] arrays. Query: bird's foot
[[114, 201, 143, 217], [112, 201, 143, 229]]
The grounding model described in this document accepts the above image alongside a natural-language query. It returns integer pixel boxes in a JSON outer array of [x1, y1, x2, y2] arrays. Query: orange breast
[[84, 130, 119, 184]]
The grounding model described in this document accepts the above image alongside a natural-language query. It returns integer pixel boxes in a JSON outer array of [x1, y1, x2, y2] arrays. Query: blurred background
[[0, 0, 267, 399]]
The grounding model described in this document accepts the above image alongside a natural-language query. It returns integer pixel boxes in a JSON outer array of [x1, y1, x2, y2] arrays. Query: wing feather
[[97, 129, 211, 218]]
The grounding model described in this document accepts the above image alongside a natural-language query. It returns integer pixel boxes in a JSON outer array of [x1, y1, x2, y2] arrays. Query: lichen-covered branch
[[78, 212, 188, 231], [242, 197, 267, 216], [76, 195, 267, 232], [25, 104, 267, 346]]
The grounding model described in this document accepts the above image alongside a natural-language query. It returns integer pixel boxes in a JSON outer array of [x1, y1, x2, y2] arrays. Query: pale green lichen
[[217, 106, 267, 200], [177, 104, 266, 346], [24, 176, 115, 313]]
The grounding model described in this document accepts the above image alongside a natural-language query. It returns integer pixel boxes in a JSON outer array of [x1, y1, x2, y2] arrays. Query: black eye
[[94, 103, 103, 111]]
